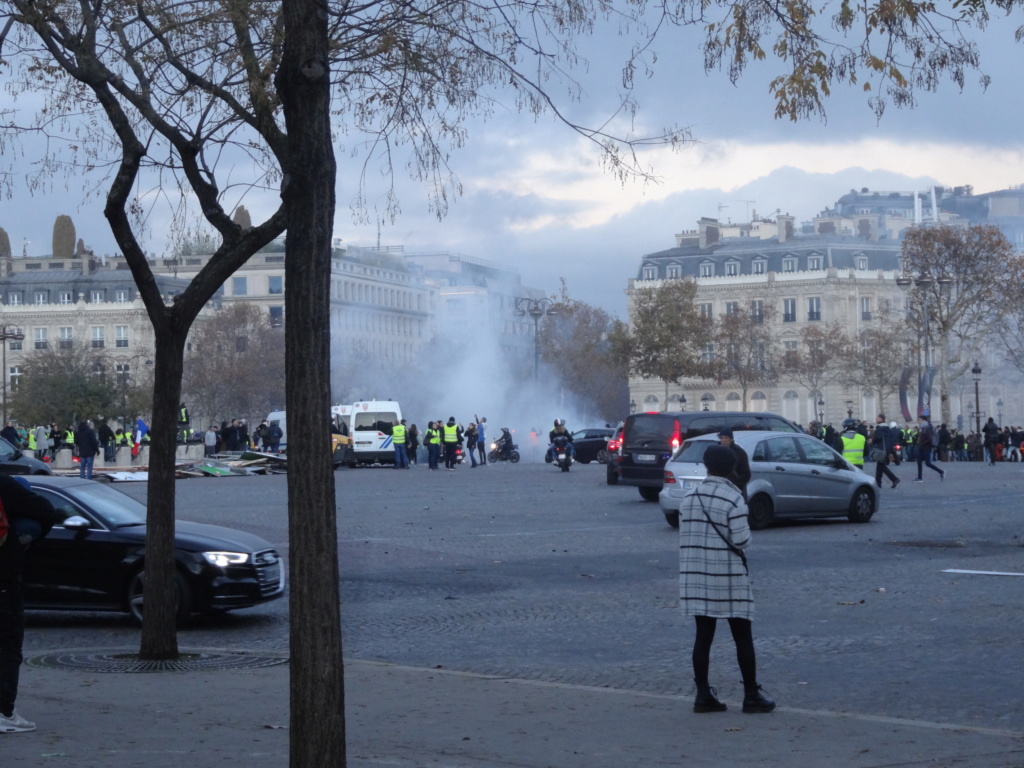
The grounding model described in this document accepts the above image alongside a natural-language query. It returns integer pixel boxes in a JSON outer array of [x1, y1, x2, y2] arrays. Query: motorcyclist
[[494, 428, 514, 459], [547, 419, 575, 462]]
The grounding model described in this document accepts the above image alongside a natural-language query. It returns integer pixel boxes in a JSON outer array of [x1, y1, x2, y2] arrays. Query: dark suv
[[616, 411, 802, 501]]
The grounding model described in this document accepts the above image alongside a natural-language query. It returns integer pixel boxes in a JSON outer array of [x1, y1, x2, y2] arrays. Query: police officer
[[442, 417, 462, 470]]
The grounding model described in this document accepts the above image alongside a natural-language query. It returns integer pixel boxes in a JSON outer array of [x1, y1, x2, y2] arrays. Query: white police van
[[346, 400, 403, 467], [266, 404, 353, 452]]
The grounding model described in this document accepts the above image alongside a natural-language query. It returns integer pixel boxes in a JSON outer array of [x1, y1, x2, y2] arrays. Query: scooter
[[551, 434, 572, 472]]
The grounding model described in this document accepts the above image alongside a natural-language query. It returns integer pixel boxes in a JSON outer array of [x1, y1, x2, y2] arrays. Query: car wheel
[[747, 495, 774, 530], [847, 487, 875, 523], [509, 451, 520, 463], [596, 449, 609, 464], [664, 510, 679, 528], [639, 486, 661, 502], [606, 462, 619, 486], [127, 569, 193, 626]]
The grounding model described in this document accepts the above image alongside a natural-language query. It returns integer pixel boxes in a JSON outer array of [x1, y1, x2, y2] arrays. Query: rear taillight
[[670, 419, 681, 451], [663, 471, 676, 484]]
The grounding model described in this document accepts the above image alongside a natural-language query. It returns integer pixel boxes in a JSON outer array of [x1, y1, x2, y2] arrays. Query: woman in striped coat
[[678, 444, 775, 714]]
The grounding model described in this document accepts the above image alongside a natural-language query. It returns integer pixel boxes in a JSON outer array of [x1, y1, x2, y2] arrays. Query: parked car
[[659, 431, 878, 529], [570, 428, 615, 464], [22, 476, 284, 623], [618, 411, 803, 501], [606, 424, 624, 485], [0, 436, 53, 475]]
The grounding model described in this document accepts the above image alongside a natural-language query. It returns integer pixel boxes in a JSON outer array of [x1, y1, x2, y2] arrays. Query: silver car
[[659, 431, 878, 529]]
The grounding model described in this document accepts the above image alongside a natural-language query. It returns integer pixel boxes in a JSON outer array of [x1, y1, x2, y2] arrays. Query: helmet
[[554, 418, 560, 427], [842, 418, 858, 429]]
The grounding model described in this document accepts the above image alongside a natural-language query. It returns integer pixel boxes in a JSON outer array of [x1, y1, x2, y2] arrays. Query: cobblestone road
[[23, 459, 1024, 731]]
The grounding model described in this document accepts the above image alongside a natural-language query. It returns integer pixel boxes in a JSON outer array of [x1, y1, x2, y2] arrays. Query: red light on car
[[670, 419, 681, 450], [663, 471, 676, 484]]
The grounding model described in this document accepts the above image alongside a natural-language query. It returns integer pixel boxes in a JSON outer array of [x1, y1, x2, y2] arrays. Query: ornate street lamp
[[701, 394, 712, 411], [997, 398, 1004, 425], [0, 324, 25, 424], [514, 297, 558, 381], [845, 400, 854, 419], [679, 394, 687, 412], [971, 362, 983, 435], [817, 397, 825, 424], [629, 399, 637, 414]]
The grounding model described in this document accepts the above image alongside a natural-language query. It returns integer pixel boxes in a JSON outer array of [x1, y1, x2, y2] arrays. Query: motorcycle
[[488, 429, 520, 463], [551, 434, 572, 472]]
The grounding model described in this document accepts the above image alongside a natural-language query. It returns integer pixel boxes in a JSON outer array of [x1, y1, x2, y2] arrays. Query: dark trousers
[[467, 441, 478, 467], [427, 443, 440, 469], [875, 458, 899, 487], [0, 578, 25, 716], [917, 449, 943, 479], [444, 442, 457, 468], [692, 615, 757, 689]]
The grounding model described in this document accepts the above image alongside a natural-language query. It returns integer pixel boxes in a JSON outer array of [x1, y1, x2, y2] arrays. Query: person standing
[[982, 417, 1000, 466], [0, 474, 61, 733], [98, 421, 116, 464], [476, 417, 488, 465], [464, 421, 479, 468], [391, 419, 409, 469], [914, 415, 945, 482], [74, 420, 100, 479], [0, 423, 20, 449], [204, 424, 218, 457], [406, 424, 420, 466], [32, 425, 47, 461], [678, 444, 775, 714], [871, 416, 901, 490], [839, 419, 867, 469], [442, 417, 462, 470], [424, 421, 440, 470], [717, 428, 751, 501]]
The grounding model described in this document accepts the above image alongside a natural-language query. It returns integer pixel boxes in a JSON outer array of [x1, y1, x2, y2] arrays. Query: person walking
[[391, 419, 409, 469], [871, 417, 901, 490], [717, 428, 750, 501], [74, 420, 100, 480], [914, 415, 945, 482], [98, 421, 117, 464], [678, 444, 775, 714], [204, 424, 218, 457], [0, 474, 61, 733]]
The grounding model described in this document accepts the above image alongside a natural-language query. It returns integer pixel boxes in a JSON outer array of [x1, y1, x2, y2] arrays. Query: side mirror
[[62, 516, 91, 531]]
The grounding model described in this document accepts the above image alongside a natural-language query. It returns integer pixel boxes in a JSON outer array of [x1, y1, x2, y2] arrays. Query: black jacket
[[74, 422, 100, 457], [727, 442, 751, 499], [0, 476, 60, 580]]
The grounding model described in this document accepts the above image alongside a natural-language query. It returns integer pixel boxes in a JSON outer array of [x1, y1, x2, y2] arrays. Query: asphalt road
[[23, 459, 1024, 732]]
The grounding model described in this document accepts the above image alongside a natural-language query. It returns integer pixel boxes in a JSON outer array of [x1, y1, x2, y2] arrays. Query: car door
[[22, 488, 137, 610], [752, 435, 809, 513], [794, 435, 857, 512]]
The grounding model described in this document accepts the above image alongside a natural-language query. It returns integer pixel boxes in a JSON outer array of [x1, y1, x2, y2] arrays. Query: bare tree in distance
[[841, 309, 913, 422], [627, 279, 713, 409], [786, 322, 852, 422], [713, 304, 781, 412]]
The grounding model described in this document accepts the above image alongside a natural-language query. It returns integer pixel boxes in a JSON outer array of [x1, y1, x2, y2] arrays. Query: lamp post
[[971, 362, 983, 435], [514, 297, 558, 381], [629, 399, 637, 414], [845, 400, 854, 419], [997, 398, 1004, 426], [0, 324, 25, 424], [896, 272, 953, 417], [701, 394, 711, 411], [818, 397, 825, 424], [679, 394, 687, 412]]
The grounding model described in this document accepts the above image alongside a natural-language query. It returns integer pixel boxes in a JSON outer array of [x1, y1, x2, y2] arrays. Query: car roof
[[685, 430, 815, 444], [25, 475, 103, 489]]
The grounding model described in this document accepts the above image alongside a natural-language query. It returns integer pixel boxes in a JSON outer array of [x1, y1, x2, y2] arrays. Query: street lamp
[[629, 399, 636, 414], [701, 394, 712, 411], [997, 398, 1004, 426], [514, 297, 558, 381], [679, 394, 687, 412], [817, 397, 825, 424], [845, 400, 854, 419], [0, 324, 25, 424], [971, 362, 983, 435], [896, 272, 953, 417]]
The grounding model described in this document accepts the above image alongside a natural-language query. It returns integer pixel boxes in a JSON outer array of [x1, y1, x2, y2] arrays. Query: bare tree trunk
[[138, 331, 187, 658], [277, 0, 344, 763]]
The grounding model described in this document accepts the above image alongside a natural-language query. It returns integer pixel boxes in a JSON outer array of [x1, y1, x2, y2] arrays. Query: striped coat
[[678, 476, 753, 620]]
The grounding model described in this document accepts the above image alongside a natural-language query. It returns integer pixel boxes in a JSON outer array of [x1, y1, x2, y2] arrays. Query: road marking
[[942, 569, 1024, 577]]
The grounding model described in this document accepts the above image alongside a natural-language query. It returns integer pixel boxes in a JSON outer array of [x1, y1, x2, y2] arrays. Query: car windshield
[[70, 483, 147, 527], [673, 439, 717, 463]]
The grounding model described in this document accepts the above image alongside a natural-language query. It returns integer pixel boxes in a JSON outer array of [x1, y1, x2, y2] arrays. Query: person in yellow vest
[[391, 419, 409, 469], [442, 417, 462, 470], [840, 419, 867, 468], [424, 421, 441, 470], [26, 428, 37, 455]]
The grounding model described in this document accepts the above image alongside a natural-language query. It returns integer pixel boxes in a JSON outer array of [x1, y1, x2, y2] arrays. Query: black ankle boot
[[693, 685, 727, 713], [742, 685, 776, 713]]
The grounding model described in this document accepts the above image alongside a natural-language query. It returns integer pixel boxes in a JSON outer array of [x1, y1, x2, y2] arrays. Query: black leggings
[[692, 615, 756, 689]]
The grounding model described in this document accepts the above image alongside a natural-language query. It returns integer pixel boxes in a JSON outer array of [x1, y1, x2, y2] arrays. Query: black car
[[0, 436, 53, 475], [22, 476, 284, 623], [570, 428, 615, 464], [617, 411, 803, 501]]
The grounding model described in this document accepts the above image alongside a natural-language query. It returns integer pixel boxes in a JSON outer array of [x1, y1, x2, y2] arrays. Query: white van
[[347, 400, 403, 466], [267, 404, 353, 453]]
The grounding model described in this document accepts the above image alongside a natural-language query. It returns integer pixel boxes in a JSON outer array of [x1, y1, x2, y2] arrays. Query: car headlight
[[202, 551, 250, 567]]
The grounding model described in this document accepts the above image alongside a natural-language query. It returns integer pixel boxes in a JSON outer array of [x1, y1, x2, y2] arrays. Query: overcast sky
[[3, 13, 1023, 319]]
